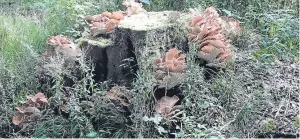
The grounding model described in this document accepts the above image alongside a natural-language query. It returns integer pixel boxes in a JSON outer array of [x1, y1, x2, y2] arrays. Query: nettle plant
[[186, 7, 241, 68]]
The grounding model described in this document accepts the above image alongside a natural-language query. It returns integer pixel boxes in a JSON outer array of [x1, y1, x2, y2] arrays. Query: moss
[[77, 37, 113, 48]]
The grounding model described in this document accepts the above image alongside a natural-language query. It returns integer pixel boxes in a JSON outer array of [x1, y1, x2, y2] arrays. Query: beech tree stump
[[78, 11, 192, 86]]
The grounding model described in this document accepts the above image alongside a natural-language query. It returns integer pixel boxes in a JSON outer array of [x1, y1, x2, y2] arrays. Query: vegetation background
[[0, 0, 299, 138]]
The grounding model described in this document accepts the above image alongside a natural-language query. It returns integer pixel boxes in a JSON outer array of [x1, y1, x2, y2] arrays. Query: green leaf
[[156, 126, 168, 134], [86, 131, 98, 138], [72, 124, 78, 135]]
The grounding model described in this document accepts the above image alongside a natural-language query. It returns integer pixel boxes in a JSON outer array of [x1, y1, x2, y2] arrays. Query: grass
[[0, 0, 299, 138], [0, 14, 50, 98]]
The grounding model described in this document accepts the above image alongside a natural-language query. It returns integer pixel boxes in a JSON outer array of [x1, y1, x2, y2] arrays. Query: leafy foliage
[[253, 10, 299, 62]]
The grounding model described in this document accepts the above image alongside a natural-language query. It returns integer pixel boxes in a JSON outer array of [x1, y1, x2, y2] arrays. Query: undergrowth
[[0, 0, 299, 138]]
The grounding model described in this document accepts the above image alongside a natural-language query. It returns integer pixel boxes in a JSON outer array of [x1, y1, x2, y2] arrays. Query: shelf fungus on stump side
[[153, 48, 185, 89]]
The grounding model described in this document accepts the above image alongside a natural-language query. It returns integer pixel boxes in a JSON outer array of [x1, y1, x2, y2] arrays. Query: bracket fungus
[[153, 48, 185, 89], [186, 7, 238, 68]]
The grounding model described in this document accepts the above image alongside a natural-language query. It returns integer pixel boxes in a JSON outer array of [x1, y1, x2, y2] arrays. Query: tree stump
[[78, 11, 192, 86]]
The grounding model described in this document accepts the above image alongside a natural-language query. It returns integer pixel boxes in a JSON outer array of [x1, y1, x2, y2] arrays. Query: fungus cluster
[[82, 0, 147, 37], [84, 11, 125, 36], [186, 7, 240, 67], [154, 48, 185, 73], [12, 92, 49, 126], [79, 86, 130, 116], [153, 48, 185, 89], [43, 35, 80, 61], [46, 35, 76, 49]]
